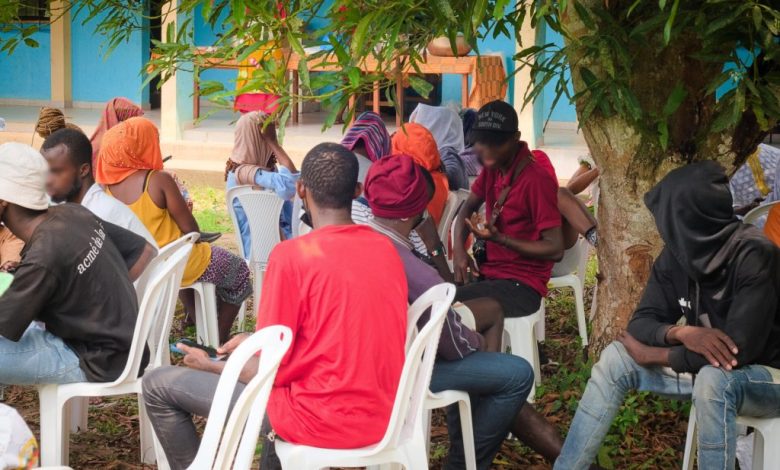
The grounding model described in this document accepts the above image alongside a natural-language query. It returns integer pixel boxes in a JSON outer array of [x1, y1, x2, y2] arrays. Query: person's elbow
[[129, 243, 157, 282]]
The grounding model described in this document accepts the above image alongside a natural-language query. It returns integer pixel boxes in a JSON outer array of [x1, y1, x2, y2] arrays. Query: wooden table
[[191, 48, 507, 126]]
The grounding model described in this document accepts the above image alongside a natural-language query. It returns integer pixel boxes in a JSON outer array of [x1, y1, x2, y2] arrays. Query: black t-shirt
[[0, 204, 148, 382]]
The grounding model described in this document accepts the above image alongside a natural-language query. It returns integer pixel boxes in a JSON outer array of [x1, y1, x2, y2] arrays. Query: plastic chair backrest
[[744, 200, 780, 225], [230, 187, 285, 265], [291, 196, 304, 238], [225, 185, 254, 260], [113, 242, 192, 386], [188, 325, 293, 470], [438, 190, 469, 245], [376, 283, 454, 453], [135, 232, 199, 304]]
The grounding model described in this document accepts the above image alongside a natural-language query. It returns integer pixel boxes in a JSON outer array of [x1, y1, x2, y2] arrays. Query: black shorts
[[455, 278, 541, 318]]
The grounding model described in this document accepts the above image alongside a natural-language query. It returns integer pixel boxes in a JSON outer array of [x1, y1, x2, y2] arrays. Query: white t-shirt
[[81, 183, 158, 248]]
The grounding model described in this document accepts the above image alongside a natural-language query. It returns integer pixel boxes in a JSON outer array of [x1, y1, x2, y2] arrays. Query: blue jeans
[[555, 342, 780, 470], [226, 173, 292, 258], [0, 324, 86, 385], [430, 352, 533, 470]]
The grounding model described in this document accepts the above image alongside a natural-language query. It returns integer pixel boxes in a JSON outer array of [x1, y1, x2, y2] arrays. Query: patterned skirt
[[196, 246, 252, 306]]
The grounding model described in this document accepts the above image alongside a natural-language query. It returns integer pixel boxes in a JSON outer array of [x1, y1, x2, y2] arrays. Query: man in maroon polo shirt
[[452, 100, 564, 331]]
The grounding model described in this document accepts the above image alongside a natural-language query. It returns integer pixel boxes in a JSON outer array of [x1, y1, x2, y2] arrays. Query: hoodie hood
[[644, 161, 742, 281]]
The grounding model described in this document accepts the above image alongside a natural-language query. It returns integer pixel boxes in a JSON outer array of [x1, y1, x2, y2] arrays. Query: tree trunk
[[580, 119, 669, 352], [560, 4, 741, 354]]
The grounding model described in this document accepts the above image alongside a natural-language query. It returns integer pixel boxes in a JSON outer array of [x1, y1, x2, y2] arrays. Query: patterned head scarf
[[340, 111, 391, 162], [90, 97, 144, 165], [95, 117, 163, 185]]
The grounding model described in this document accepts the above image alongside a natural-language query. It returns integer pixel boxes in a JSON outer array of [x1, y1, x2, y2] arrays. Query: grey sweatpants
[[141, 365, 281, 470]]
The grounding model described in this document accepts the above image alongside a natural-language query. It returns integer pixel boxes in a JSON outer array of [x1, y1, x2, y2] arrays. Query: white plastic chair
[[438, 190, 470, 248], [291, 195, 304, 238], [226, 186, 285, 322], [38, 241, 193, 466], [67, 233, 199, 437], [744, 200, 780, 226], [502, 303, 545, 401], [544, 237, 591, 347], [180, 325, 292, 470], [682, 405, 780, 469], [422, 303, 480, 470], [275, 283, 455, 470]]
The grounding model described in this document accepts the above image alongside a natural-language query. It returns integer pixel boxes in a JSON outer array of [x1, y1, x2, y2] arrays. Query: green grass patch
[[190, 185, 233, 233]]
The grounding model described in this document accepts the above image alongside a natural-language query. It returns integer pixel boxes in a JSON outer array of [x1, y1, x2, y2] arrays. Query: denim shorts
[[0, 324, 86, 385]]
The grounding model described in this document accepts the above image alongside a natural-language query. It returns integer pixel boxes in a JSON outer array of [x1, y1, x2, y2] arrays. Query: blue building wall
[[71, 7, 149, 105], [540, 26, 577, 123], [0, 28, 51, 101], [193, 4, 235, 90]]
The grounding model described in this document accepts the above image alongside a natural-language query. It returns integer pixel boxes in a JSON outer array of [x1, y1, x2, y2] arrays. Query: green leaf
[[663, 0, 679, 45], [627, 0, 642, 18], [753, 5, 762, 31], [23, 38, 38, 48], [580, 67, 598, 87], [573, 2, 595, 30], [435, 0, 457, 23], [493, 0, 510, 21], [658, 0, 667, 10], [408, 75, 434, 99], [663, 83, 687, 116], [347, 67, 361, 88], [472, 0, 488, 32], [597, 446, 615, 469], [351, 13, 373, 57], [658, 121, 669, 149]]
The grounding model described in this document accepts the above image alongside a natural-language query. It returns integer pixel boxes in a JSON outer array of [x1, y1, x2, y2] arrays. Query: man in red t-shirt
[[453, 100, 564, 327], [143, 143, 408, 470]]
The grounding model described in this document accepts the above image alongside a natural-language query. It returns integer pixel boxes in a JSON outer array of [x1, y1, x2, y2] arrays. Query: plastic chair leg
[[753, 427, 765, 469], [573, 282, 588, 347], [457, 398, 477, 470], [192, 283, 219, 347], [682, 406, 696, 470], [505, 313, 541, 401], [68, 397, 88, 433], [236, 301, 247, 332], [535, 301, 546, 343], [39, 386, 67, 467], [137, 394, 157, 465]]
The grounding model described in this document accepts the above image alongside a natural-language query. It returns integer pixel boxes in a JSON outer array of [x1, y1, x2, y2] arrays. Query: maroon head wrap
[[364, 154, 429, 219]]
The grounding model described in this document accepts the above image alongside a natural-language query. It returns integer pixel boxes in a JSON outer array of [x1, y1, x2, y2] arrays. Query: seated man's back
[[257, 222, 408, 448], [0, 203, 147, 382]]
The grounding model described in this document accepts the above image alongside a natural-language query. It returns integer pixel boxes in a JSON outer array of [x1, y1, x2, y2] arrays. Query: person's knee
[[693, 366, 732, 404], [591, 342, 635, 387], [141, 366, 177, 405], [505, 354, 535, 397]]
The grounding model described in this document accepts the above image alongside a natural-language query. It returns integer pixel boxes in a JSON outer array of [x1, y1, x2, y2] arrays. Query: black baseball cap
[[466, 100, 519, 145]]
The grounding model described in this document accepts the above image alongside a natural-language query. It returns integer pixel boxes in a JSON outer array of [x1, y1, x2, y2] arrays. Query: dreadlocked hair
[[35, 107, 84, 140]]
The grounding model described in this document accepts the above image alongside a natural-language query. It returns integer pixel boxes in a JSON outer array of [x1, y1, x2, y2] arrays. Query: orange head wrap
[[95, 117, 163, 185], [391, 123, 449, 225]]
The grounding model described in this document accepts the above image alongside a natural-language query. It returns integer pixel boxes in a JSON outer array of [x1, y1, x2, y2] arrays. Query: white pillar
[[50, 0, 72, 108], [159, 0, 193, 141], [513, 14, 544, 148]]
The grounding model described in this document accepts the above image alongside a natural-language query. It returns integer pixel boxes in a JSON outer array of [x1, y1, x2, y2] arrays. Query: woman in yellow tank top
[[97, 117, 251, 344]]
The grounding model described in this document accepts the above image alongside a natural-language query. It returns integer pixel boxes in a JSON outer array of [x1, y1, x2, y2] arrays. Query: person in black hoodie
[[555, 161, 780, 470]]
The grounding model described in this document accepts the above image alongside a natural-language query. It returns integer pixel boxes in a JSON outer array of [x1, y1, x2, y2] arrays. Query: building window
[[17, 0, 49, 21]]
